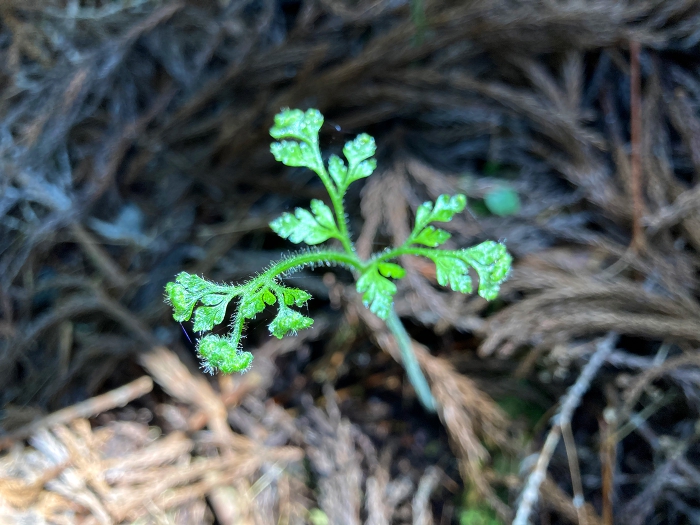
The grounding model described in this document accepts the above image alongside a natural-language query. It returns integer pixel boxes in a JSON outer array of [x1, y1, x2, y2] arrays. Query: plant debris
[[2, 0, 700, 523]]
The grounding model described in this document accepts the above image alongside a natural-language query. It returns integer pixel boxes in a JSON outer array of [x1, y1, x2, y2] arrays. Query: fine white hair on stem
[[513, 332, 618, 525]]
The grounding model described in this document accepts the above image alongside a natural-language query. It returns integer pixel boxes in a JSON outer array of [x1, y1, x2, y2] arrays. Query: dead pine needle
[[629, 40, 646, 253]]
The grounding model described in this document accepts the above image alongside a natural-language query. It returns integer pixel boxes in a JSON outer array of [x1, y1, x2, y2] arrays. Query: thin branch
[[513, 332, 618, 525], [412, 466, 441, 525]]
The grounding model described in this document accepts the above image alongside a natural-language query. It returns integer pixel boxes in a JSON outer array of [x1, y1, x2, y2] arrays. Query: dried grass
[[2, 0, 700, 523]]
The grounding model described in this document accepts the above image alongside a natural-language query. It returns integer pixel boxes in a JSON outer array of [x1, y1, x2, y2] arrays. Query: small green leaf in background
[[356, 267, 398, 320], [484, 187, 520, 217], [270, 199, 339, 245]]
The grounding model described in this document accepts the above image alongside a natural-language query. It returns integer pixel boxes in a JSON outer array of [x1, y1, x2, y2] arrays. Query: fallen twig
[[513, 332, 617, 525]]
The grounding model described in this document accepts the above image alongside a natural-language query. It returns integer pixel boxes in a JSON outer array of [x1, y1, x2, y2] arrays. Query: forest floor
[[2, 1, 700, 524]]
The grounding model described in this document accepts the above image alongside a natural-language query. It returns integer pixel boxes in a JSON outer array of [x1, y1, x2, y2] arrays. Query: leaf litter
[[2, 0, 700, 523]]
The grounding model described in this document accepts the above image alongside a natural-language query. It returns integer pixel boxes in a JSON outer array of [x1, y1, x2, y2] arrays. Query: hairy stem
[[386, 308, 437, 413], [311, 145, 355, 255], [330, 192, 355, 255], [257, 250, 364, 284], [261, 250, 437, 412], [373, 245, 446, 263]]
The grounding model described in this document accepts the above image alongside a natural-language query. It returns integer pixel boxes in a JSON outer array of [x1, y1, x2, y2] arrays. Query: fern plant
[[165, 108, 512, 412]]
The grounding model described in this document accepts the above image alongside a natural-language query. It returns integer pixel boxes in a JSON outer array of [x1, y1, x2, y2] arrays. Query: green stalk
[[386, 308, 437, 413], [258, 250, 364, 282], [311, 143, 355, 255], [330, 190, 355, 255], [261, 250, 437, 412], [372, 245, 433, 264]]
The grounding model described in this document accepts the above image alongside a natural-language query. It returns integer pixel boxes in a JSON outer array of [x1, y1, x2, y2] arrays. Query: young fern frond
[[166, 108, 513, 412]]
